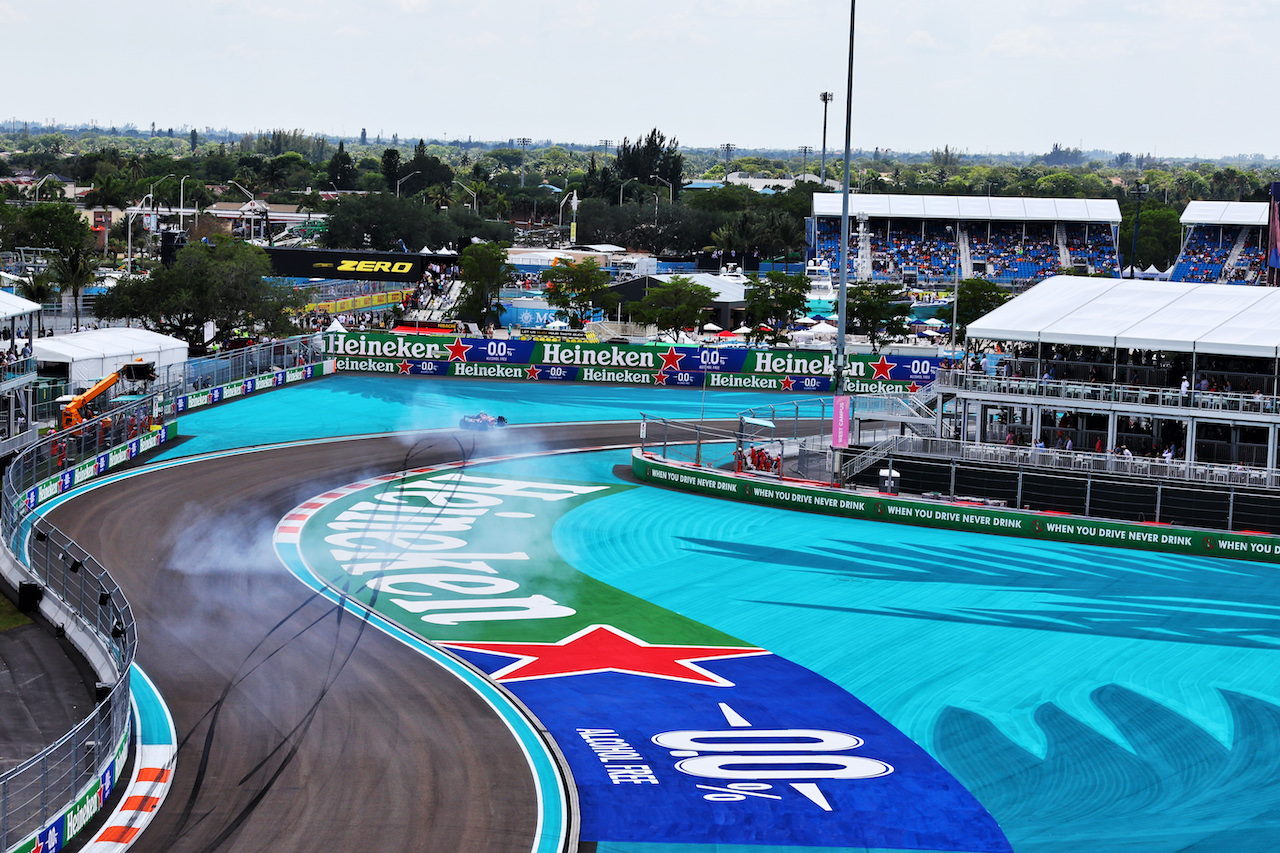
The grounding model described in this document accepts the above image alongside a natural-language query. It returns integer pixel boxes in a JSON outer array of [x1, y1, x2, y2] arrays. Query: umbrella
[[716, 330, 739, 338], [545, 319, 569, 329], [794, 316, 818, 326], [924, 317, 945, 326], [810, 321, 838, 334], [732, 326, 753, 335], [702, 322, 723, 332]]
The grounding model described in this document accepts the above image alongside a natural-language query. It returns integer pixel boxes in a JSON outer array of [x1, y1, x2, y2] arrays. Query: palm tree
[[49, 244, 98, 332], [426, 184, 452, 210], [17, 271, 56, 337]]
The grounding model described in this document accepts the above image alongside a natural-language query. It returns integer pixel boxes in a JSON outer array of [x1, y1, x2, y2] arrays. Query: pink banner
[[832, 395, 850, 448]]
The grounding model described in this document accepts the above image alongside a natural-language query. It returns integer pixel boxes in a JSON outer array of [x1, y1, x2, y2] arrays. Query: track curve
[[47, 422, 647, 853]]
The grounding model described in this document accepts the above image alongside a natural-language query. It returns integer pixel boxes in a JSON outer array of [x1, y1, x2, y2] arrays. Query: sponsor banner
[[265, 247, 428, 282], [277, 470, 1009, 852], [24, 423, 177, 512], [318, 332, 935, 393], [12, 726, 129, 853], [832, 395, 850, 448], [632, 451, 1280, 563], [175, 361, 331, 413]]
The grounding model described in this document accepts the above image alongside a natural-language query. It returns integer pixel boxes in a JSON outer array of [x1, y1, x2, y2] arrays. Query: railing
[[939, 369, 1280, 417], [0, 426, 138, 850]]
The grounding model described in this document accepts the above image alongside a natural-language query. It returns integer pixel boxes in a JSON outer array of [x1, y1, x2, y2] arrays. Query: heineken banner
[[317, 331, 937, 393]]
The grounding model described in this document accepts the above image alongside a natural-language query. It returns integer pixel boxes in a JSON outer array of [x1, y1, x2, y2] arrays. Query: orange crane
[[59, 360, 156, 430]]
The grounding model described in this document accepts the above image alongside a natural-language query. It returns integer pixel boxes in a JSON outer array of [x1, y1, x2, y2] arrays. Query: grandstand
[[1168, 201, 1269, 284], [811, 194, 1122, 286]]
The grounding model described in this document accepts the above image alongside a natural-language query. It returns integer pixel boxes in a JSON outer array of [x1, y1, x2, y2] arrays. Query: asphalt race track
[[47, 422, 652, 853]]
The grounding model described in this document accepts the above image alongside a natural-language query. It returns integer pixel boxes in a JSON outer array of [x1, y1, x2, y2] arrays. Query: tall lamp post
[[148, 173, 175, 256], [126, 193, 153, 275], [719, 144, 735, 182], [650, 174, 673, 203], [516, 137, 531, 187], [1129, 182, 1150, 278], [620, 176, 638, 206], [820, 92, 834, 185], [832, 7, 856, 486], [396, 170, 421, 198], [799, 145, 813, 181], [452, 179, 478, 212], [178, 174, 191, 231]]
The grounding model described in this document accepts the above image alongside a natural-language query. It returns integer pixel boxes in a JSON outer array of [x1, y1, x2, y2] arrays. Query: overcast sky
[[7, 0, 1278, 159]]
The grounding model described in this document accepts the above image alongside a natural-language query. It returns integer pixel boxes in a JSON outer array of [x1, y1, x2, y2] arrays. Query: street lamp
[[620, 177, 638, 206], [650, 174, 673, 203], [820, 92, 834, 185], [452, 179, 478, 212], [228, 179, 254, 202], [179, 175, 191, 231], [799, 145, 813, 181], [396, 170, 421, 198], [720, 144, 735, 182], [558, 189, 578, 231], [1129, 182, 1150, 278], [126, 193, 153, 275], [31, 174, 53, 201]]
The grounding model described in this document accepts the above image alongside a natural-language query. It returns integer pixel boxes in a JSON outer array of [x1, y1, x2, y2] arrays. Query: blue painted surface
[[155, 375, 789, 459], [130, 664, 174, 746], [157, 378, 1280, 850]]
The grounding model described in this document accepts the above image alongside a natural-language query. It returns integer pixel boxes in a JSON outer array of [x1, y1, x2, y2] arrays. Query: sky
[[6, 0, 1279, 159]]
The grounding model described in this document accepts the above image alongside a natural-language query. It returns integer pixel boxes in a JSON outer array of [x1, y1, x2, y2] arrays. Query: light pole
[[820, 92, 834, 185], [799, 145, 813, 181], [1129, 182, 1150, 278], [31, 174, 53, 201], [720, 144, 735, 182], [516, 137, 531, 187], [620, 176, 638, 206], [396, 170, 421, 198], [126, 193, 153, 275], [179, 175, 191, 231], [228, 179, 254, 202], [558, 189, 578, 231], [650, 174, 673, 203], [453, 179, 478, 212], [148, 174, 175, 255]]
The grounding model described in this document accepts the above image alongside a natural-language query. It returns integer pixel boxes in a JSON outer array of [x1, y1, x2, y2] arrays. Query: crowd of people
[[1065, 224, 1120, 275], [1169, 225, 1237, 282], [969, 224, 1061, 282]]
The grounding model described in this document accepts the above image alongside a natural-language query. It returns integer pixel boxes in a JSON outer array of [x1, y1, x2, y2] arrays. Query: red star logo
[[398, 359, 412, 375], [870, 355, 895, 380], [659, 346, 685, 371], [445, 337, 472, 362], [908, 381, 921, 393], [441, 625, 768, 686], [653, 370, 669, 385], [32, 837, 43, 853], [781, 377, 795, 391], [525, 364, 541, 380]]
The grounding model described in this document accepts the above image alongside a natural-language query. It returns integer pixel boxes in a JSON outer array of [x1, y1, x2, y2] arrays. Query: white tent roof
[[967, 275, 1280, 357], [35, 328, 188, 383], [1180, 200, 1268, 227], [645, 273, 748, 304], [0, 289, 40, 321], [812, 193, 1121, 224]]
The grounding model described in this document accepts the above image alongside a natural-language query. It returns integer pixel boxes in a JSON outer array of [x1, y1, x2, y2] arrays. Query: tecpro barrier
[[632, 449, 1280, 564], [316, 331, 936, 393]]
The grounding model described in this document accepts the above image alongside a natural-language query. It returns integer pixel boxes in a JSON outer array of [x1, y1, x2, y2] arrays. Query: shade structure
[[794, 316, 818, 326], [732, 326, 753, 335], [702, 322, 723, 332]]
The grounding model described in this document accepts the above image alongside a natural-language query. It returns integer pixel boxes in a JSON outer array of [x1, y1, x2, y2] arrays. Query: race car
[[458, 412, 507, 430]]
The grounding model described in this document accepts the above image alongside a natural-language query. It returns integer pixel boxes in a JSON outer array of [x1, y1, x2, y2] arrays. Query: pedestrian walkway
[[0, 620, 94, 774]]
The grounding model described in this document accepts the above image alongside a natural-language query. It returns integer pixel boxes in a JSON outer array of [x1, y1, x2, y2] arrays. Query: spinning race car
[[458, 412, 508, 430]]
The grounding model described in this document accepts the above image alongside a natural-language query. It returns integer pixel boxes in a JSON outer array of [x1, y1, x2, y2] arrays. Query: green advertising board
[[632, 450, 1280, 564]]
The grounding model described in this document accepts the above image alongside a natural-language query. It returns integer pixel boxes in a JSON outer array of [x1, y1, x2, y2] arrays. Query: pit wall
[[631, 449, 1280, 564], [317, 331, 934, 393]]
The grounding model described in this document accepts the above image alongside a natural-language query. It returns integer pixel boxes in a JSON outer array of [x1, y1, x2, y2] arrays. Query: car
[[458, 412, 507, 430]]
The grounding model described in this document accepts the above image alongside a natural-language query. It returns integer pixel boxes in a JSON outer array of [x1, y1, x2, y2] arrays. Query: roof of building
[[0, 289, 41, 320], [967, 275, 1280, 357], [1179, 200, 1268, 227], [812, 193, 1122, 224]]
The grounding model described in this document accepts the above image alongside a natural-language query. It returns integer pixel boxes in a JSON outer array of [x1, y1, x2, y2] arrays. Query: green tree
[[16, 270, 57, 337], [455, 241, 512, 326], [1, 203, 92, 254], [614, 129, 684, 201], [326, 141, 356, 190], [845, 281, 912, 352], [743, 272, 810, 345], [380, 147, 402, 193], [628, 275, 716, 341], [954, 278, 1010, 342], [49, 242, 98, 331], [95, 238, 301, 348], [541, 259, 617, 328]]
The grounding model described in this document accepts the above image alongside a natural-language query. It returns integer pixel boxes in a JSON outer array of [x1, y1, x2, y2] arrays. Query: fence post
[[663, 421, 668, 458], [949, 460, 956, 498], [1085, 476, 1092, 517], [793, 403, 799, 439], [1016, 469, 1024, 510], [1228, 488, 1235, 531], [1155, 483, 1162, 523]]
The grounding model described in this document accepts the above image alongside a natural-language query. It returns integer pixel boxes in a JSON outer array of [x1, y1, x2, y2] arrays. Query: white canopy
[[1180, 201, 1268, 227], [35, 328, 188, 385], [967, 275, 1280, 357], [0, 290, 40, 321], [812, 193, 1122, 224]]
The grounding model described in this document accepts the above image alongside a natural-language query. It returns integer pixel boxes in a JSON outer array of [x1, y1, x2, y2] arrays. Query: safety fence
[[0, 334, 326, 852]]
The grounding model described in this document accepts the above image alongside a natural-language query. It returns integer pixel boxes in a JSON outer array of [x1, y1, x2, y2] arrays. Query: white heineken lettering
[[455, 363, 524, 378], [753, 353, 833, 375], [544, 343, 654, 368], [582, 367, 652, 384], [324, 333, 440, 360], [709, 374, 778, 389], [320, 473, 610, 624], [390, 595, 575, 625]]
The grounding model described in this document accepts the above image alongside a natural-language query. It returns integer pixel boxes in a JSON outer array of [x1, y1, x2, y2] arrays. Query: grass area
[[0, 592, 30, 632]]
